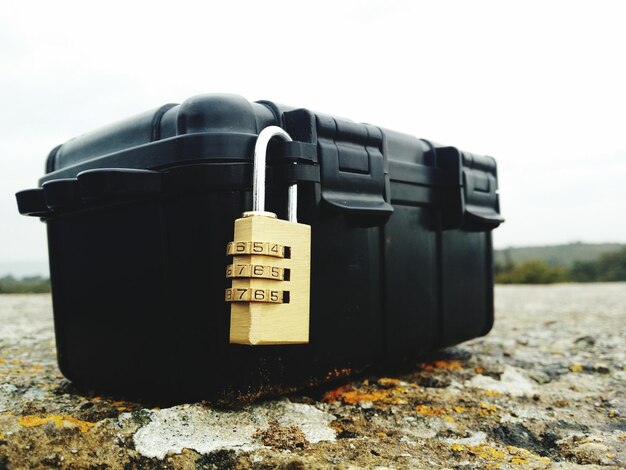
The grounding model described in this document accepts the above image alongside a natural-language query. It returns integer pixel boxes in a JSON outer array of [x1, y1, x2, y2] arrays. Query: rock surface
[[0, 283, 625, 469]]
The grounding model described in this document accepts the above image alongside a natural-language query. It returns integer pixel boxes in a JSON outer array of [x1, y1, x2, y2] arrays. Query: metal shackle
[[251, 126, 298, 223]]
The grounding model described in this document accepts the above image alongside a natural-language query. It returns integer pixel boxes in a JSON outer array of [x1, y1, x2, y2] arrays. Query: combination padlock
[[225, 126, 311, 345]]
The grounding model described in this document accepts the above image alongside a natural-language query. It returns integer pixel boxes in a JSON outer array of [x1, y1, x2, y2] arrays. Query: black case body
[[16, 94, 503, 403]]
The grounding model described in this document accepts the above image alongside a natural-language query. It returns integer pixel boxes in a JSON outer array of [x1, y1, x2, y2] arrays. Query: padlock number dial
[[226, 241, 287, 258], [225, 235, 293, 306], [225, 287, 285, 303], [226, 264, 289, 280]]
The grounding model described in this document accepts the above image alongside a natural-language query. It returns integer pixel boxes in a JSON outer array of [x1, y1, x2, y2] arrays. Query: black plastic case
[[16, 94, 503, 403]]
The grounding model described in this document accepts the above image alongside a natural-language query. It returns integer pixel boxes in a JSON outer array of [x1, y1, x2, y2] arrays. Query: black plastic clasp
[[15, 188, 51, 217], [315, 114, 393, 226], [267, 140, 320, 186], [16, 169, 163, 217], [437, 146, 504, 231]]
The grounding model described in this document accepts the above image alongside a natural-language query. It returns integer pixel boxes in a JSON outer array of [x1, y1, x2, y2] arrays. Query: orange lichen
[[340, 389, 395, 405], [323, 382, 408, 405], [18, 415, 96, 433], [377, 377, 401, 388], [0, 359, 5, 365], [322, 385, 352, 403], [474, 366, 485, 374], [420, 359, 463, 371], [111, 401, 135, 412]]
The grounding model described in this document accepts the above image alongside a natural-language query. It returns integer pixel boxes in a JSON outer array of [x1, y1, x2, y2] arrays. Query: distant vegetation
[[0, 275, 51, 293], [494, 242, 623, 268], [496, 245, 626, 284]]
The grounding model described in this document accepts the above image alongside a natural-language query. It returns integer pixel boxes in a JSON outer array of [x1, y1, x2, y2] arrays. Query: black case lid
[[19, 93, 502, 230]]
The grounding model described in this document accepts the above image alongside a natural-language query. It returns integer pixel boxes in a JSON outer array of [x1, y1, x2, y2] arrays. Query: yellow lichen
[[476, 446, 506, 460], [451, 444, 506, 460], [415, 404, 461, 421], [479, 403, 499, 416], [415, 405, 444, 416], [482, 390, 502, 397], [61, 416, 96, 433], [18, 416, 50, 427], [506, 446, 551, 464], [0, 433, 5, 440], [18, 415, 95, 433], [450, 443, 550, 466], [416, 403, 500, 421], [569, 363, 584, 373]]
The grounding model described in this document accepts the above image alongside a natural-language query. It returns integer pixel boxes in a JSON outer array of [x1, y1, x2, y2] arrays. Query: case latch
[[316, 115, 393, 226], [438, 147, 504, 231]]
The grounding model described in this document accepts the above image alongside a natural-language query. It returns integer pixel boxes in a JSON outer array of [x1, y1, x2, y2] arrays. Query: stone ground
[[0, 283, 624, 469]]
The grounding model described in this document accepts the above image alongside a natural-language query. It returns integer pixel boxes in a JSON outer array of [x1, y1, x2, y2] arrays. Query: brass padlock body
[[228, 214, 311, 345]]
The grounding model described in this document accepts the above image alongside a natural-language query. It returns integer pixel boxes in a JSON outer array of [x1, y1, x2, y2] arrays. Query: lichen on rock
[[1, 284, 625, 468]]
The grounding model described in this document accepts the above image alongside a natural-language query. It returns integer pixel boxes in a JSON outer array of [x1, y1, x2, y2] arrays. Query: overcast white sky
[[1, 0, 625, 274]]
